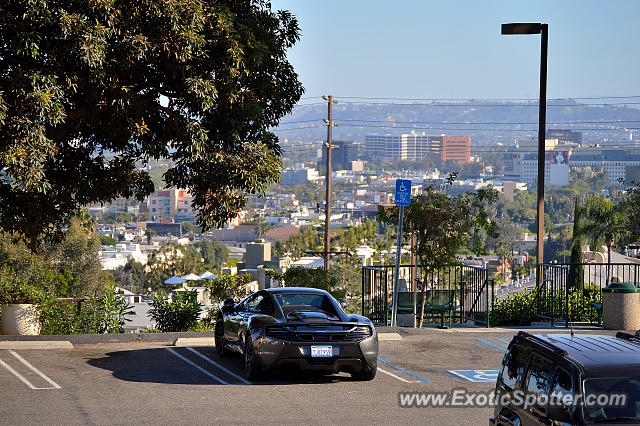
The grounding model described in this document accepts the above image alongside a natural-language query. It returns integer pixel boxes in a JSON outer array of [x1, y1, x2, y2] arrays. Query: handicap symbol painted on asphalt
[[447, 369, 500, 382]]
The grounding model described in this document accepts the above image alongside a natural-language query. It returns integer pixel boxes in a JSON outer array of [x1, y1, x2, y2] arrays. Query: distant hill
[[274, 100, 640, 146]]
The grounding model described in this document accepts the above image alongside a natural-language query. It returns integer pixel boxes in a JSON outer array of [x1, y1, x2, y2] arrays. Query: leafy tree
[[269, 267, 345, 299], [567, 198, 584, 288], [146, 242, 205, 288], [0, 0, 303, 246], [112, 258, 147, 294], [379, 174, 498, 326], [43, 218, 105, 297], [581, 195, 621, 250], [206, 273, 253, 304], [99, 235, 117, 246], [181, 222, 195, 235], [195, 239, 229, 270]]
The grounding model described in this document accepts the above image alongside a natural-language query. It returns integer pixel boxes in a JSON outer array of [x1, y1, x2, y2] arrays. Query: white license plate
[[310, 345, 333, 357]]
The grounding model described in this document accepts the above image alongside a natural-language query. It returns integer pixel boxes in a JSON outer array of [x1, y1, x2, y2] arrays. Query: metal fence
[[530, 262, 640, 325], [361, 264, 493, 326]]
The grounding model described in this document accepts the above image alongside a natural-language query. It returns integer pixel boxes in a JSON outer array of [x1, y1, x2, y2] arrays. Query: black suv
[[491, 331, 640, 425]]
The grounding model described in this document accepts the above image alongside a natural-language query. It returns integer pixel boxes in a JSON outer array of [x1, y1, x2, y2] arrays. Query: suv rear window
[[525, 355, 554, 396], [499, 344, 530, 390]]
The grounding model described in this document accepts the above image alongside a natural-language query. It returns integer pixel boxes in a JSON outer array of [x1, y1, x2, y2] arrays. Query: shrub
[[148, 291, 201, 332], [490, 284, 603, 326], [39, 284, 133, 335], [206, 274, 252, 304]]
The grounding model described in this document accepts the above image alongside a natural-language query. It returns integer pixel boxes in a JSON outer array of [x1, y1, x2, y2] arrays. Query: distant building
[[440, 136, 471, 163], [281, 168, 319, 186], [546, 130, 582, 145], [147, 188, 194, 221], [365, 133, 469, 162], [504, 144, 640, 187], [146, 222, 181, 237], [319, 140, 360, 171]]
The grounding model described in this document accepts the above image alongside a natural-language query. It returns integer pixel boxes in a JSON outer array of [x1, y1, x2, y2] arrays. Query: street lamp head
[[502, 23, 544, 35]]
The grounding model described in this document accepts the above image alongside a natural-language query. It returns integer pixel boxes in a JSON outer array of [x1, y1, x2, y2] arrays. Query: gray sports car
[[214, 287, 378, 381]]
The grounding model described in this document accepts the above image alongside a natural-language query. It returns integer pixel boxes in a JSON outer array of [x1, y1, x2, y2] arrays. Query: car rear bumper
[[255, 334, 378, 374]]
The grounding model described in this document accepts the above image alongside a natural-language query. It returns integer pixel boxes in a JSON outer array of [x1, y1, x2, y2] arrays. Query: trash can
[[602, 282, 640, 330]]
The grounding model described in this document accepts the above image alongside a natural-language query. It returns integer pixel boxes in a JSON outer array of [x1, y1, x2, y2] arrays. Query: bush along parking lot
[[490, 284, 602, 326]]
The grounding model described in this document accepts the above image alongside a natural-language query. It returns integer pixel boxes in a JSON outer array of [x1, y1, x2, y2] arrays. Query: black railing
[[361, 264, 492, 327], [528, 262, 640, 325]]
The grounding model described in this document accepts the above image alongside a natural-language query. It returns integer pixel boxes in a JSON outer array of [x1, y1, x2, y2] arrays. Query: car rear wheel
[[351, 363, 377, 381], [215, 317, 229, 357], [244, 334, 264, 381]]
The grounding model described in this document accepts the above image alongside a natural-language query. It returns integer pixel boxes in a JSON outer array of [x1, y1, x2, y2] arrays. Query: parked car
[[491, 331, 640, 425], [214, 287, 378, 381]]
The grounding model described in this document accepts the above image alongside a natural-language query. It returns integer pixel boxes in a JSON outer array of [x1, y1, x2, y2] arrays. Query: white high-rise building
[[365, 133, 432, 160]]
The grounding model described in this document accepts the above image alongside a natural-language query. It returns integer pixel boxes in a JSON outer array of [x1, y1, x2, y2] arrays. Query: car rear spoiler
[[274, 322, 373, 328]]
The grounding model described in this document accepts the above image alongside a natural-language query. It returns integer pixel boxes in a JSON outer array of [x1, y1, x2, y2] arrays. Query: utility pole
[[322, 95, 337, 271]]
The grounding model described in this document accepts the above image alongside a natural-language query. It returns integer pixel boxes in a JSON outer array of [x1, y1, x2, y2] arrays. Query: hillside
[[275, 100, 640, 146]]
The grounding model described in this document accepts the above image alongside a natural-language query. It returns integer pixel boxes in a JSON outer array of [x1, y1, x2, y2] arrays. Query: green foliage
[[491, 285, 602, 326], [0, 274, 44, 305], [100, 235, 117, 246], [181, 222, 195, 235], [148, 291, 201, 332], [195, 239, 229, 270], [270, 267, 346, 299], [380, 174, 498, 270], [43, 219, 105, 297], [146, 242, 206, 289], [0, 0, 304, 246], [39, 284, 133, 335], [87, 285, 134, 334], [206, 274, 253, 304], [112, 258, 147, 294]]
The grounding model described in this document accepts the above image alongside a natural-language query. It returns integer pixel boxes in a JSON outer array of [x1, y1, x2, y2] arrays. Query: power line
[[336, 123, 639, 132], [337, 95, 640, 101], [336, 101, 640, 107], [337, 118, 640, 125]]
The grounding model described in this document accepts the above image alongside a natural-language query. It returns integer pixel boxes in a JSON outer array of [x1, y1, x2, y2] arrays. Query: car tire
[[244, 334, 264, 381], [351, 363, 377, 381], [215, 317, 229, 357]]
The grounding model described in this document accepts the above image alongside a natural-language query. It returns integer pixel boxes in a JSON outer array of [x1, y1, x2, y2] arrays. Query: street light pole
[[502, 22, 548, 289]]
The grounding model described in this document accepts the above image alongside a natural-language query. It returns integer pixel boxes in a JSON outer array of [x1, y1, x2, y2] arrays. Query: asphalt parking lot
[[0, 327, 618, 425]]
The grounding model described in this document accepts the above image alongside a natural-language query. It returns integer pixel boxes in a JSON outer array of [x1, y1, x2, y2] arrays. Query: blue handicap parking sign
[[395, 179, 412, 206], [448, 369, 500, 382]]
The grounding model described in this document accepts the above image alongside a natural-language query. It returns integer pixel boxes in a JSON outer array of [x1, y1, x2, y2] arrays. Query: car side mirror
[[339, 298, 348, 310], [223, 297, 236, 312]]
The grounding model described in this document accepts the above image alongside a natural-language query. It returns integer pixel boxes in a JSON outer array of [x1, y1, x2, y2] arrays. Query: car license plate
[[311, 345, 333, 357]]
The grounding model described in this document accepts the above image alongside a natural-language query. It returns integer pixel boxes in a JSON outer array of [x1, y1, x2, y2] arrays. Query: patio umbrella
[[164, 276, 185, 285], [199, 271, 217, 280], [182, 273, 202, 281]]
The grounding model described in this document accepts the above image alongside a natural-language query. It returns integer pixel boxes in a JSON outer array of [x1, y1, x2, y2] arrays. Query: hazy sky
[[270, 0, 640, 101]]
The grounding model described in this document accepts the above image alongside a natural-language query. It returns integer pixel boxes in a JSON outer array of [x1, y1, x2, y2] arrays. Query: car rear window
[[499, 344, 530, 390], [275, 293, 337, 314]]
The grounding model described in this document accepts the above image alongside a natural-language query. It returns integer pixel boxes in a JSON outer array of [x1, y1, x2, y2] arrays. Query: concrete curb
[[0, 340, 73, 350], [173, 337, 215, 347], [0, 332, 216, 345], [377, 332, 403, 341]]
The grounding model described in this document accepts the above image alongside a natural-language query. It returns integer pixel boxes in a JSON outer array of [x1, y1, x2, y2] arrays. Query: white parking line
[[377, 366, 420, 383], [0, 351, 61, 390], [9, 350, 61, 389], [166, 348, 229, 385], [185, 347, 251, 385]]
